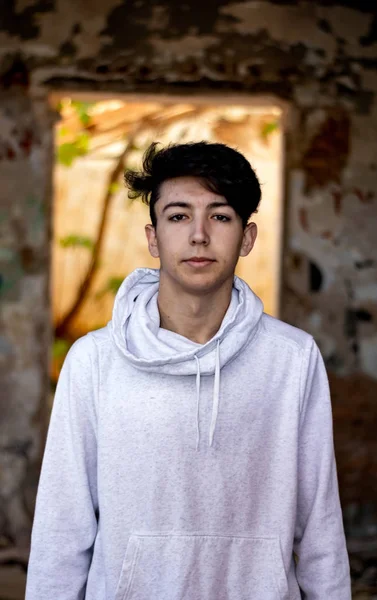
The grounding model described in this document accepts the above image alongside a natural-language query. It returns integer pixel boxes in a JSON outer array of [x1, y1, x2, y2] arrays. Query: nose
[[189, 217, 210, 246]]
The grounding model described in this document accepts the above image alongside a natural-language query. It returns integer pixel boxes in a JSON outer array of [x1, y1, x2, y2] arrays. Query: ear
[[145, 224, 160, 258], [239, 222, 257, 257]]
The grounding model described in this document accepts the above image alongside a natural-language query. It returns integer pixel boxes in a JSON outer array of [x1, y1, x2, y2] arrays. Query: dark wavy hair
[[124, 141, 261, 228]]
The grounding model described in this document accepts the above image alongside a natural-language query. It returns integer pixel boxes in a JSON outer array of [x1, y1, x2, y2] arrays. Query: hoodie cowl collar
[[110, 268, 263, 377]]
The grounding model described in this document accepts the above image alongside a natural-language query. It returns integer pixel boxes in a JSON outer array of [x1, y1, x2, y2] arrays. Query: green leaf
[[95, 276, 125, 299], [59, 235, 95, 250], [72, 101, 94, 127], [79, 112, 90, 126], [76, 132, 90, 152], [57, 142, 80, 166], [105, 277, 124, 295], [58, 126, 70, 138], [261, 120, 279, 140], [52, 338, 71, 359], [56, 133, 90, 166]]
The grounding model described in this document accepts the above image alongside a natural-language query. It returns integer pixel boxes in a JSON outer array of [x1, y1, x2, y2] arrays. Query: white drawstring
[[209, 341, 221, 447], [194, 340, 221, 450], [194, 355, 201, 451]]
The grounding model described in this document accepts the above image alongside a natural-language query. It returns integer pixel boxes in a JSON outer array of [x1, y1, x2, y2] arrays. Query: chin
[[179, 273, 227, 295], [162, 264, 232, 294]]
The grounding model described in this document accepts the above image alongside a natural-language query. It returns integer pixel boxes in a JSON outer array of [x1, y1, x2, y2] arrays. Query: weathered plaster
[[148, 35, 219, 60], [219, 2, 336, 53], [0, 90, 53, 551], [0, 1, 373, 107]]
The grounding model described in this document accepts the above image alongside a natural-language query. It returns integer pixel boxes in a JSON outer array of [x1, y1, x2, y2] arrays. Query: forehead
[[157, 176, 227, 206]]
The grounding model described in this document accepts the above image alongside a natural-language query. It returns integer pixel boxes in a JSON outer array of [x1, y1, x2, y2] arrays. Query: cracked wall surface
[[0, 0, 377, 552], [0, 89, 53, 554]]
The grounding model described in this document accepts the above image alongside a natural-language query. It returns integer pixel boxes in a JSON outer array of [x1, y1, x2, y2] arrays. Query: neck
[[157, 273, 233, 344]]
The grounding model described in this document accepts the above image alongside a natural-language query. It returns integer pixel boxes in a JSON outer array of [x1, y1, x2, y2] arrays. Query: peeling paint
[[149, 34, 219, 60], [302, 111, 349, 189], [220, 2, 337, 58]]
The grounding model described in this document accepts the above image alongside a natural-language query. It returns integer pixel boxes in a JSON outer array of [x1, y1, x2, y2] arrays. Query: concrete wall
[[0, 0, 377, 554]]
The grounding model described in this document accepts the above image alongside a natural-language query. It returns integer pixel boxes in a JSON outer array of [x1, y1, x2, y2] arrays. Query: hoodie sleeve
[[293, 338, 351, 599], [26, 335, 98, 600]]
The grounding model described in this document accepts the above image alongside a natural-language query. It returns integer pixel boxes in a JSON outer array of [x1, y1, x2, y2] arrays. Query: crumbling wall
[[0, 0, 377, 557], [0, 84, 54, 560]]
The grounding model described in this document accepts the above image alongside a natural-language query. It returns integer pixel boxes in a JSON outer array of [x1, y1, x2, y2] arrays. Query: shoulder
[[65, 325, 111, 366], [87, 324, 112, 348], [259, 313, 314, 353]]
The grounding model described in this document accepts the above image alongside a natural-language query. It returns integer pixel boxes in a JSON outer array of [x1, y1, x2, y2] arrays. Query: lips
[[186, 258, 214, 262], [184, 257, 215, 267]]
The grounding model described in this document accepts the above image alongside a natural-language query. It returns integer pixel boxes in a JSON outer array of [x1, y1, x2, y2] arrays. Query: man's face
[[145, 176, 257, 295]]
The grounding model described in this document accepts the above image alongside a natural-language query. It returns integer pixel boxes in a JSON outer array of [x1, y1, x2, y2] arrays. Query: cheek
[[156, 232, 184, 262], [213, 228, 243, 257], [157, 226, 186, 249]]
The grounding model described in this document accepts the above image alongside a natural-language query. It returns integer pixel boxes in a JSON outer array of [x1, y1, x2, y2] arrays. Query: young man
[[26, 142, 351, 599]]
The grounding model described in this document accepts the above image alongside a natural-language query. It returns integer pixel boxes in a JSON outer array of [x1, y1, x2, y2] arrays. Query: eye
[[213, 214, 231, 222], [168, 214, 187, 222]]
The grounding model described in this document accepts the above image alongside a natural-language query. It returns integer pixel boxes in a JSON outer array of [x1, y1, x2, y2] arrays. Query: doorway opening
[[50, 94, 284, 381]]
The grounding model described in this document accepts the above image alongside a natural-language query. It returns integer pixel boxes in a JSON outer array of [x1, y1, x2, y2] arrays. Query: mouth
[[184, 257, 216, 268]]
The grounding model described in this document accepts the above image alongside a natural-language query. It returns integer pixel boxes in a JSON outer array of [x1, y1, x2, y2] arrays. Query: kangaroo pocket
[[114, 533, 289, 600]]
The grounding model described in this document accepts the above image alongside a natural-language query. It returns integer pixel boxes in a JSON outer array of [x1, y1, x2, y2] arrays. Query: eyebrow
[[162, 201, 230, 213]]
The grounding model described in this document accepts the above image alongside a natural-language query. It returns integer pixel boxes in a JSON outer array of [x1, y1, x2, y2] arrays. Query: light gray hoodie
[[26, 268, 351, 600]]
